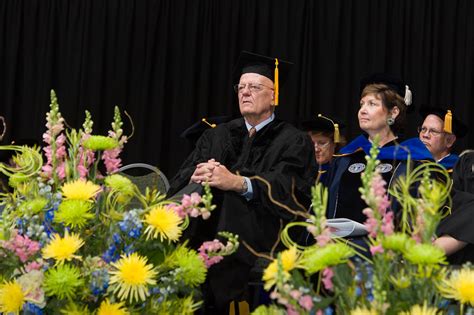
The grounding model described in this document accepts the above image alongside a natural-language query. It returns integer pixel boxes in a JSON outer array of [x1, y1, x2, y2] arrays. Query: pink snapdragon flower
[[25, 260, 43, 272], [289, 289, 302, 300], [299, 294, 314, 311], [370, 173, 390, 214], [1, 232, 41, 263], [315, 229, 332, 247], [363, 208, 379, 238], [77, 136, 95, 178], [182, 193, 201, 207], [55, 134, 67, 159], [286, 306, 298, 315], [370, 244, 384, 255], [198, 239, 226, 268], [57, 162, 66, 180], [381, 211, 394, 235], [166, 203, 186, 218], [102, 133, 127, 174], [179, 193, 208, 219], [42, 111, 66, 179], [322, 267, 334, 291], [103, 148, 122, 174]]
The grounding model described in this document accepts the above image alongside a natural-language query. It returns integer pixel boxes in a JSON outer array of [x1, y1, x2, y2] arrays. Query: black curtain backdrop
[[1, 0, 474, 178]]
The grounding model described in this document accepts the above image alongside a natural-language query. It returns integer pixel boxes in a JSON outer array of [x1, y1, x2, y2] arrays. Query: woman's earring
[[387, 117, 395, 126]]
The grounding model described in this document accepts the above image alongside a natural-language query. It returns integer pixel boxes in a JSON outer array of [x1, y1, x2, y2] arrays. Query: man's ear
[[446, 134, 457, 149], [390, 106, 400, 119]]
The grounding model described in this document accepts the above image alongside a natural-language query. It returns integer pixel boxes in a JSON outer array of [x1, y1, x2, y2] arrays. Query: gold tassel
[[334, 123, 340, 143], [318, 114, 340, 143], [444, 110, 452, 134], [202, 118, 217, 128], [274, 58, 279, 106]]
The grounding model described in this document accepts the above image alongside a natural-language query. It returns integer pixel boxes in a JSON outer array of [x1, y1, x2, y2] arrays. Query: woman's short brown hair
[[361, 83, 407, 135]]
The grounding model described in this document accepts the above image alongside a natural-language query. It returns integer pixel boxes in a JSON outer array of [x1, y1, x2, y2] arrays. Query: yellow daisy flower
[[97, 299, 129, 315], [439, 268, 474, 306], [61, 179, 101, 201], [0, 280, 25, 314], [262, 247, 300, 290], [399, 302, 439, 315], [109, 253, 157, 303], [143, 205, 183, 242], [42, 230, 84, 264]]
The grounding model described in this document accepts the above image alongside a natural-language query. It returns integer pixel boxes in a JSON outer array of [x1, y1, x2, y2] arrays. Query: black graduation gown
[[168, 117, 317, 308], [325, 136, 433, 257], [326, 135, 433, 223], [437, 151, 474, 264]]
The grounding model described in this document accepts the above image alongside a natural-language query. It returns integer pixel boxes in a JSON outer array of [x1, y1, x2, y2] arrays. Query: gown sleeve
[[167, 129, 214, 196], [437, 152, 474, 263], [248, 131, 317, 221]]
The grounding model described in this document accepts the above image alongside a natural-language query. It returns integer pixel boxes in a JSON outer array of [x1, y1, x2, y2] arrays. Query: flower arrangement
[[0, 90, 239, 314], [253, 138, 474, 315]]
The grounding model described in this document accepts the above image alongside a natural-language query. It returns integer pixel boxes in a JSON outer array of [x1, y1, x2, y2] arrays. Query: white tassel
[[404, 85, 412, 106]]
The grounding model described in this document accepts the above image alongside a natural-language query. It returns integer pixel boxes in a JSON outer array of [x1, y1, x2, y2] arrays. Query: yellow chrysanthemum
[[350, 306, 378, 315], [439, 268, 474, 306], [300, 243, 354, 275], [61, 179, 101, 201], [83, 135, 119, 151], [105, 174, 135, 195], [55, 199, 94, 229], [0, 280, 25, 314], [404, 243, 446, 266], [262, 247, 300, 290], [109, 252, 157, 303], [42, 230, 84, 264], [399, 302, 439, 315], [97, 299, 129, 315], [143, 205, 183, 242]]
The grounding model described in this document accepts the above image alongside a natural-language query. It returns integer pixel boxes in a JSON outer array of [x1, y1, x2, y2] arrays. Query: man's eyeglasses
[[233, 83, 274, 94], [417, 126, 444, 137], [314, 141, 331, 149]]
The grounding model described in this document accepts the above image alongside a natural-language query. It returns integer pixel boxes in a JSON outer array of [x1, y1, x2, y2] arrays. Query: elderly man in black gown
[[168, 52, 316, 313]]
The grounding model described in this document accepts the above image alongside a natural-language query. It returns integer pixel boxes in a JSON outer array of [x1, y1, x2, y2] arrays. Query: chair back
[[117, 163, 170, 195]]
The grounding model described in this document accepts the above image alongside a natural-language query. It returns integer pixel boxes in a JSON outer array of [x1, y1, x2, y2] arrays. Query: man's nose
[[420, 129, 430, 137], [241, 85, 252, 95]]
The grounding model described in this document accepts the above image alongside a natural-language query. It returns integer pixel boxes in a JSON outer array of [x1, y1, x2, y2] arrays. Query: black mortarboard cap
[[300, 114, 346, 143], [419, 106, 468, 138], [233, 51, 293, 105], [180, 116, 233, 144], [360, 73, 412, 106], [301, 115, 345, 132]]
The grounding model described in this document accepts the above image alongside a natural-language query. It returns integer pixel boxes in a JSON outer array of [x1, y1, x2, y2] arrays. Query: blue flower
[[23, 302, 44, 315], [90, 268, 110, 296], [112, 233, 121, 244], [124, 244, 135, 254], [102, 244, 119, 263]]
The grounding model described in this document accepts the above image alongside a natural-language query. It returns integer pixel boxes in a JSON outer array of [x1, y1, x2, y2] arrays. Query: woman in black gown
[[326, 73, 433, 228]]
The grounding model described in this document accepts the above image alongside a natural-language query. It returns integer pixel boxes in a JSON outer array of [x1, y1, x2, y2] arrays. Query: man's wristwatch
[[241, 177, 248, 193]]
